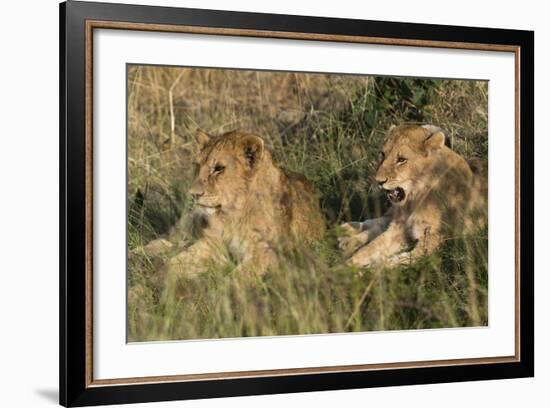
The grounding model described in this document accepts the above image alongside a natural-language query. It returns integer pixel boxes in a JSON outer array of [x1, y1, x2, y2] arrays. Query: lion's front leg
[[163, 239, 217, 280], [386, 224, 442, 267], [238, 241, 278, 277], [346, 222, 407, 268], [338, 216, 391, 257], [338, 230, 371, 258]]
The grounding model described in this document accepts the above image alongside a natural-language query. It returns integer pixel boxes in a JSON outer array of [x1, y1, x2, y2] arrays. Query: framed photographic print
[[60, 1, 534, 406]]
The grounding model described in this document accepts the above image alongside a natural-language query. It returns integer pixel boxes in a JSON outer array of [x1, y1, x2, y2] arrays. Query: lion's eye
[[213, 164, 225, 174], [396, 157, 407, 164]]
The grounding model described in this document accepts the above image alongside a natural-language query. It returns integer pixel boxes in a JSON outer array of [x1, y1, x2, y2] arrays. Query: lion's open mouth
[[386, 187, 405, 203], [196, 203, 219, 208], [195, 203, 221, 214]]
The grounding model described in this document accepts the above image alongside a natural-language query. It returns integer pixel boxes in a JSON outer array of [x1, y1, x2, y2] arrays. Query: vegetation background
[[127, 65, 488, 342]]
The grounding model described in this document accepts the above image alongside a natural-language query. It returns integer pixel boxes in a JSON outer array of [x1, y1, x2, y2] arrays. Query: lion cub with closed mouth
[[339, 124, 487, 268], [163, 130, 326, 279]]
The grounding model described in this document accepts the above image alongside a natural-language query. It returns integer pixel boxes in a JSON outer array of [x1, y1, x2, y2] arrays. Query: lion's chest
[[227, 236, 247, 259], [403, 203, 442, 243]]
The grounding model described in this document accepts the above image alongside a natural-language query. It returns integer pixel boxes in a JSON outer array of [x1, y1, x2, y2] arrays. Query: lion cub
[[164, 130, 325, 278], [340, 124, 487, 268]]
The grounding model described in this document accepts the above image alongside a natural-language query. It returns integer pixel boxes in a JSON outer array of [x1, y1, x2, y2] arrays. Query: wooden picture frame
[[60, 1, 534, 406]]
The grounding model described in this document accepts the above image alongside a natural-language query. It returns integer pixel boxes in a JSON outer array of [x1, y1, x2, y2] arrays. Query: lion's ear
[[423, 130, 446, 151], [195, 129, 211, 147], [240, 134, 264, 170]]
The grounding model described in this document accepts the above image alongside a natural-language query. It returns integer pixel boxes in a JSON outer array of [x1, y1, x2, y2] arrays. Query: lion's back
[[283, 170, 326, 242], [411, 150, 487, 235]]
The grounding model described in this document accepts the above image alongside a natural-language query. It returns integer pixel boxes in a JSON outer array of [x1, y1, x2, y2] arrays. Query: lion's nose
[[190, 191, 204, 199], [189, 183, 205, 199], [376, 178, 388, 187]]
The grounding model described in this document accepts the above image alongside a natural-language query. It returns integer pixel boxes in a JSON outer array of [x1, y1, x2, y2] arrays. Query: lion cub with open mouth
[[339, 124, 487, 268], [163, 130, 326, 279]]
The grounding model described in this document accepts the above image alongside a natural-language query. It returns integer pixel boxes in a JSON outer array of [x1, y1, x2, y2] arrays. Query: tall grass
[[127, 65, 488, 342]]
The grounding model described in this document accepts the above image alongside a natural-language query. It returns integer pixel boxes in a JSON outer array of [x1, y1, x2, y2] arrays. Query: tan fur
[[343, 124, 487, 268], [165, 130, 325, 278]]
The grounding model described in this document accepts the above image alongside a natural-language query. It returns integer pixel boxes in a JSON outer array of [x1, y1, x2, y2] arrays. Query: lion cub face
[[189, 130, 266, 216], [375, 124, 447, 206]]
